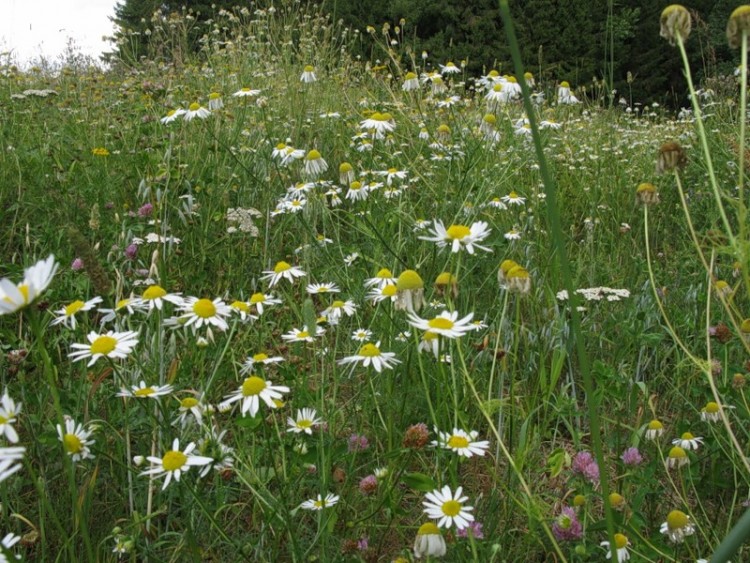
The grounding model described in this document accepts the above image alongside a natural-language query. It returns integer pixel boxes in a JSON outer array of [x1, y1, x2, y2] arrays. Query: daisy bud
[[660, 5, 691, 46], [133, 455, 145, 466], [727, 6, 750, 49]]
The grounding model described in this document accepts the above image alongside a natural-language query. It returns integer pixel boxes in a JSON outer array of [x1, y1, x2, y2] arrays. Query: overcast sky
[[1, 0, 119, 65]]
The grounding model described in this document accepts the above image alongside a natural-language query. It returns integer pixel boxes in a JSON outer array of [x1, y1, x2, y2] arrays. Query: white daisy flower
[[364, 268, 397, 290], [303, 149, 328, 179], [248, 292, 282, 315], [240, 352, 285, 375], [407, 310, 475, 339], [351, 328, 372, 342], [306, 282, 340, 295], [0, 446, 25, 483], [300, 65, 317, 83], [68, 330, 139, 366], [220, 376, 290, 417], [601, 533, 630, 562], [0, 391, 21, 443], [423, 485, 475, 529], [0, 532, 21, 560], [659, 510, 695, 544], [184, 102, 210, 121], [282, 325, 325, 343], [233, 87, 261, 97], [134, 285, 183, 312], [338, 341, 400, 373], [0, 254, 58, 315], [300, 493, 339, 510], [504, 228, 522, 241], [419, 221, 492, 254], [173, 395, 207, 427], [117, 380, 174, 400], [366, 284, 398, 304], [140, 438, 213, 490], [50, 296, 103, 329], [56, 417, 95, 462], [322, 300, 356, 324], [228, 300, 258, 323], [97, 298, 138, 325], [432, 428, 489, 458], [501, 191, 526, 205], [287, 408, 323, 435], [672, 432, 703, 451], [261, 262, 306, 287], [413, 522, 446, 559], [178, 297, 232, 332], [160, 108, 186, 124]]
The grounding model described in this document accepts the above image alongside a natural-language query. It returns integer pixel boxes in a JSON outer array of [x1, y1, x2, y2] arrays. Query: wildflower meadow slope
[[0, 2, 749, 561]]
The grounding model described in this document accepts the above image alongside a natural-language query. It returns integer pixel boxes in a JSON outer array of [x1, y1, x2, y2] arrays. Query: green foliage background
[[111, 0, 743, 106]]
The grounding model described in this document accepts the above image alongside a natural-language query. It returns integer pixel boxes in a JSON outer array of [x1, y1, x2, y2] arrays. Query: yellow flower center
[[306, 149, 321, 161], [231, 300, 249, 312], [614, 533, 628, 549], [209, 92, 220, 100], [396, 270, 423, 290], [669, 446, 687, 459], [188, 102, 201, 111], [446, 225, 471, 240], [297, 331, 310, 339], [680, 432, 694, 440], [162, 450, 187, 471], [63, 433, 83, 454], [441, 500, 461, 517], [447, 435, 469, 449], [297, 419, 313, 429], [358, 343, 381, 357], [704, 402, 719, 413], [666, 510, 689, 530], [493, 84, 503, 92], [116, 298, 131, 310], [192, 298, 216, 318], [350, 181, 362, 190], [90, 335, 117, 355], [0, 415, 6, 424], [180, 397, 199, 408], [273, 261, 291, 273], [418, 522, 440, 535], [340, 162, 352, 172], [382, 284, 397, 297], [375, 268, 393, 278], [242, 376, 266, 397], [428, 317, 455, 330], [253, 353, 269, 361], [304, 65, 314, 72], [142, 285, 167, 300], [250, 293, 265, 304], [276, 142, 286, 150], [134, 387, 156, 397], [648, 419, 663, 430], [331, 300, 345, 309], [64, 300, 85, 316]]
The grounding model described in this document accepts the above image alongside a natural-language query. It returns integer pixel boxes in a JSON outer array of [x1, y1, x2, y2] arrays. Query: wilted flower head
[[660, 5, 691, 46], [727, 6, 750, 49], [636, 182, 659, 205], [403, 422, 430, 449], [656, 141, 687, 174], [552, 506, 583, 541]]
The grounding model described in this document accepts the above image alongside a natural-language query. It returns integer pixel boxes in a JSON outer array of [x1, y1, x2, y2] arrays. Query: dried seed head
[[656, 141, 687, 174], [636, 182, 659, 205], [660, 5, 691, 46]]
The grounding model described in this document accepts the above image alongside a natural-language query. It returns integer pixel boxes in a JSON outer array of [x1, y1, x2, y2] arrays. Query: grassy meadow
[[0, 2, 749, 561]]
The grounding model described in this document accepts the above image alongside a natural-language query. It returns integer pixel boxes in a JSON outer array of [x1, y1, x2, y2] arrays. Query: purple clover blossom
[[71, 258, 84, 271], [348, 433, 369, 452], [138, 203, 154, 217], [457, 521, 484, 539], [357, 537, 368, 551], [124, 244, 138, 260], [358, 474, 378, 495], [552, 506, 583, 541], [621, 447, 644, 466], [572, 451, 600, 485]]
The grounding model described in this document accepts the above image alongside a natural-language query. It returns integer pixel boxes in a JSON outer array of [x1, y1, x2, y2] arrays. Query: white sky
[[1, 0, 119, 66]]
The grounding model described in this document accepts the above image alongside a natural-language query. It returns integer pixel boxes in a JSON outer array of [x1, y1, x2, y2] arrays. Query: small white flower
[[287, 408, 323, 435], [140, 438, 213, 490], [300, 493, 339, 510], [338, 341, 400, 373], [423, 485, 474, 529]]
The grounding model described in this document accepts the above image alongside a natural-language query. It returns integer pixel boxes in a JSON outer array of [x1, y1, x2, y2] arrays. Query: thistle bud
[[656, 141, 687, 174], [727, 6, 750, 49], [660, 5, 691, 46]]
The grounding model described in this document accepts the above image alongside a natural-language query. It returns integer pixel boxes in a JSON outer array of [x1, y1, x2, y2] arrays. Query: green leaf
[[402, 472, 437, 492]]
